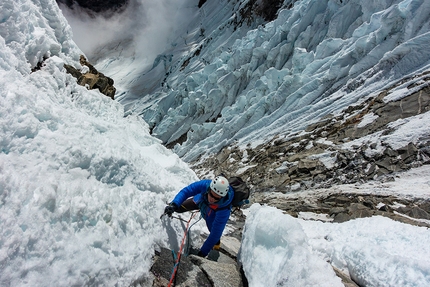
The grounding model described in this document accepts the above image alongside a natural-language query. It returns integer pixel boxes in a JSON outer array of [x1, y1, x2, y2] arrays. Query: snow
[[342, 110, 430, 152], [242, 204, 430, 287], [1, 1, 200, 285], [1, 0, 430, 286], [240, 205, 344, 287], [357, 112, 379, 128]]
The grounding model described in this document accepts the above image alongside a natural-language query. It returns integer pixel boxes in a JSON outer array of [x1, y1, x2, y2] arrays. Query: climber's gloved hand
[[164, 203, 178, 217], [197, 250, 205, 258]]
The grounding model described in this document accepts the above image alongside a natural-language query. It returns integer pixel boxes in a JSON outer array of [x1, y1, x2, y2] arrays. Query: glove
[[197, 250, 205, 257], [164, 203, 178, 217]]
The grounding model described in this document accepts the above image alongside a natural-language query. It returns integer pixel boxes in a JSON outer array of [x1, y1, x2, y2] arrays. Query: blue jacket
[[171, 179, 233, 256]]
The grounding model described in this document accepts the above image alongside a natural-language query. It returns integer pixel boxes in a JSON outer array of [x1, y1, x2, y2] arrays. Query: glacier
[[93, 0, 430, 162]]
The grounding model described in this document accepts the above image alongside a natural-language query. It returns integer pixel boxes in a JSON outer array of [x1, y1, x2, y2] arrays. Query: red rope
[[168, 212, 197, 287]]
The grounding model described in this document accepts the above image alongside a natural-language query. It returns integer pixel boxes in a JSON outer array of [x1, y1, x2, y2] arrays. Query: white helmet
[[210, 176, 230, 197]]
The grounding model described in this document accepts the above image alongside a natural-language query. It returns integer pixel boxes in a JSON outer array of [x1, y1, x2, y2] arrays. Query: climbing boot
[[213, 240, 221, 250]]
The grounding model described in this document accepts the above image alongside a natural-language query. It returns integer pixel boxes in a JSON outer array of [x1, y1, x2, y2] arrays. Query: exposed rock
[[254, 0, 285, 22], [198, 0, 207, 8], [149, 236, 244, 287], [333, 267, 360, 287], [333, 212, 351, 223], [148, 247, 211, 287], [348, 203, 374, 220], [329, 207, 345, 216], [64, 55, 116, 99], [396, 206, 430, 220], [190, 255, 243, 287], [252, 191, 430, 228], [219, 236, 241, 258], [56, 0, 128, 13]]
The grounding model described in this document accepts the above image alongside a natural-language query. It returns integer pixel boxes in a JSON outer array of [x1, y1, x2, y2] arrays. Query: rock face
[[56, 0, 128, 13], [148, 235, 245, 287], [64, 55, 116, 99]]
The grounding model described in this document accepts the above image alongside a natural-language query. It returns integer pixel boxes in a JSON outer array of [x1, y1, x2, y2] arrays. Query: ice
[[241, 204, 430, 287], [1, 1, 199, 285], [240, 204, 344, 287]]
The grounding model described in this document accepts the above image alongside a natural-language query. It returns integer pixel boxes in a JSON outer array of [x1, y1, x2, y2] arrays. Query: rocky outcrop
[[253, 192, 430, 227], [64, 55, 116, 99], [198, 0, 207, 8], [148, 235, 245, 287], [333, 267, 360, 287], [56, 0, 128, 13]]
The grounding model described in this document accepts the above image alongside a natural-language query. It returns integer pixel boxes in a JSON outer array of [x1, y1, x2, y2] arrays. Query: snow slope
[[1, 1, 198, 285]]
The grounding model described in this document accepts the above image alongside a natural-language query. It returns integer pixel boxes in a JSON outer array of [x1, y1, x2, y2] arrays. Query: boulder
[[348, 203, 374, 219], [220, 236, 242, 258], [333, 212, 351, 223], [150, 237, 244, 287], [150, 247, 211, 287], [190, 255, 243, 287], [333, 267, 360, 287], [396, 206, 430, 220]]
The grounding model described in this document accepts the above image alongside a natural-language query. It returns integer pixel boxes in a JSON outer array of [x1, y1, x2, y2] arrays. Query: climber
[[164, 176, 233, 258]]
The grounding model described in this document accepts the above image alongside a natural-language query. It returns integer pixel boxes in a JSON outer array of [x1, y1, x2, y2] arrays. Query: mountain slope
[[98, 0, 430, 168]]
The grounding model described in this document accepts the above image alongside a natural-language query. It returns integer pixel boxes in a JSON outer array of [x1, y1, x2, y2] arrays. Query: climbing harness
[[167, 212, 201, 287]]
